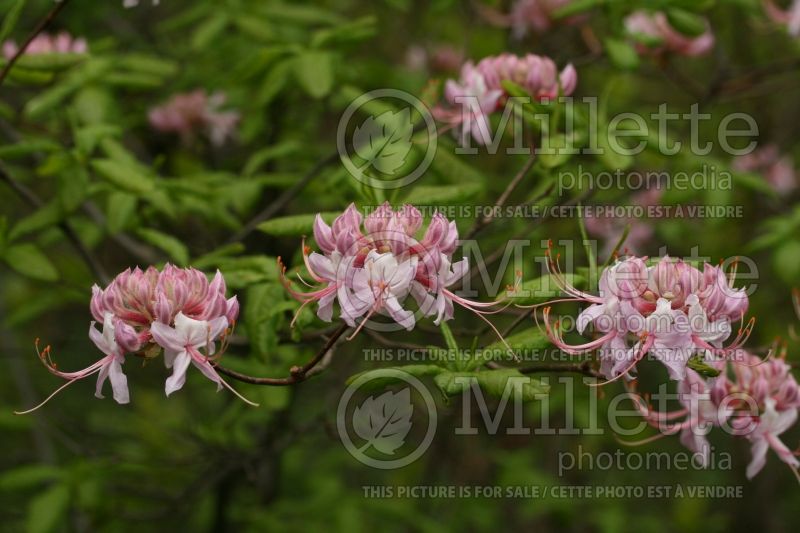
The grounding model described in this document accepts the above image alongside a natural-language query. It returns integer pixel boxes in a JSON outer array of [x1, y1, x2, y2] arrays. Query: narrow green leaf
[[293, 51, 333, 99], [91, 159, 155, 194], [0, 0, 27, 43], [3, 243, 59, 281], [257, 212, 338, 237], [135, 228, 189, 265], [26, 483, 70, 533]]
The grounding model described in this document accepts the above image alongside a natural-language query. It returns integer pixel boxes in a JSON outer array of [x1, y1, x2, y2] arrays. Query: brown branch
[[214, 322, 350, 386], [517, 360, 600, 378], [0, 164, 110, 284], [487, 359, 600, 378], [464, 153, 537, 240], [0, 0, 73, 87], [227, 152, 339, 244]]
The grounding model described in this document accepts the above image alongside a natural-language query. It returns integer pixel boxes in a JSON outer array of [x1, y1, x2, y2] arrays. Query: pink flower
[[282, 203, 513, 345], [625, 11, 715, 57], [148, 90, 239, 147], [628, 353, 800, 480], [150, 312, 256, 405], [733, 145, 797, 193], [90, 265, 238, 347], [543, 252, 752, 382], [435, 63, 503, 146], [18, 266, 252, 413], [434, 53, 576, 146], [2, 32, 88, 60], [764, 0, 800, 37]]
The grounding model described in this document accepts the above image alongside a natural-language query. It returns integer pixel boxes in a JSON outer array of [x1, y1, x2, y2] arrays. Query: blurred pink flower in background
[[148, 90, 239, 147], [434, 53, 576, 145], [2, 32, 88, 60], [764, 0, 800, 36], [733, 144, 797, 193], [585, 188, 663, 257], [624, 11, 715, 57], [508, 0, 578, 37], [405, 44, 464, 73]]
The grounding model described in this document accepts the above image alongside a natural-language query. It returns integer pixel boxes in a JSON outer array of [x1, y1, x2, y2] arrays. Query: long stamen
[[588, 334, 653, 387]]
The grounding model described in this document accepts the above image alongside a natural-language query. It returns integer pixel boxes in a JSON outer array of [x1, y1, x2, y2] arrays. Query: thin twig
[[518, 361, 600, 378], [214, 322, 350, 386], [0, 165, 110, 284], [464, 153, 537, 240], [227, 152, 339, 244], [0, 0, 73, 87], [487, 359, 600, 378]]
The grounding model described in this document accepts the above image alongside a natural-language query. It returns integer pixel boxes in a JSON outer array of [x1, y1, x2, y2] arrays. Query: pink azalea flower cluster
[[2, 32, 88, 60], [764, 0, 800, 37], [282, 203, 509, 339], [624, 11, 715, 57], [629, 353, 800, 480], [18, 265, 255, 414], [434, 53, 577, 145], [733, 145, 797, 193], [544, 253, 751, 381], [148, 90, 239, 147]]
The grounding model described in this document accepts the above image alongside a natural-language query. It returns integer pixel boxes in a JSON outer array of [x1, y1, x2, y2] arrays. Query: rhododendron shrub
[[1, 0, 799, 530]]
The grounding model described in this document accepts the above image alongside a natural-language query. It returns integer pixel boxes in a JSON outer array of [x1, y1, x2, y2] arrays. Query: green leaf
[[245, 282, 286, 358], [403, 182, 483, 204], [481, 328, 552, 367], [26, 483, 70, 533], [192, 13, 229, 49], [503, 273, 585, 305], [243, 141, 301, 176], [257, 212, 339, 237], [774, 240, 800, 285], [0, 138, 61, 159], [439, 321, 459, 352], [687, 356, 721, 378], [0, 465, 61, 491], [117, 54, 178, 77], [8, 202, 63, 241], [311, 16, 377, 48], [293, 51, 333, 99], [666, 8, 708, 37], [604, 37, 640, 70], [91, 159, 155, 194], [551, 0, 603, 19], [434, 369, 549, 401], [214, 255, 279, 289], [3, 243, 59, 281], [346, 365, 447, 391], [74, 124, 122, 156], [13, 52, 87, 71], [0, 0, 27, 43], [135, 228, 189, 265], [106, 192, 138, 234]]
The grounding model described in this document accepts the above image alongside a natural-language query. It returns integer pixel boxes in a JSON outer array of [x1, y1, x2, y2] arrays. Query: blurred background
[[1, 0, 799, 531]]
